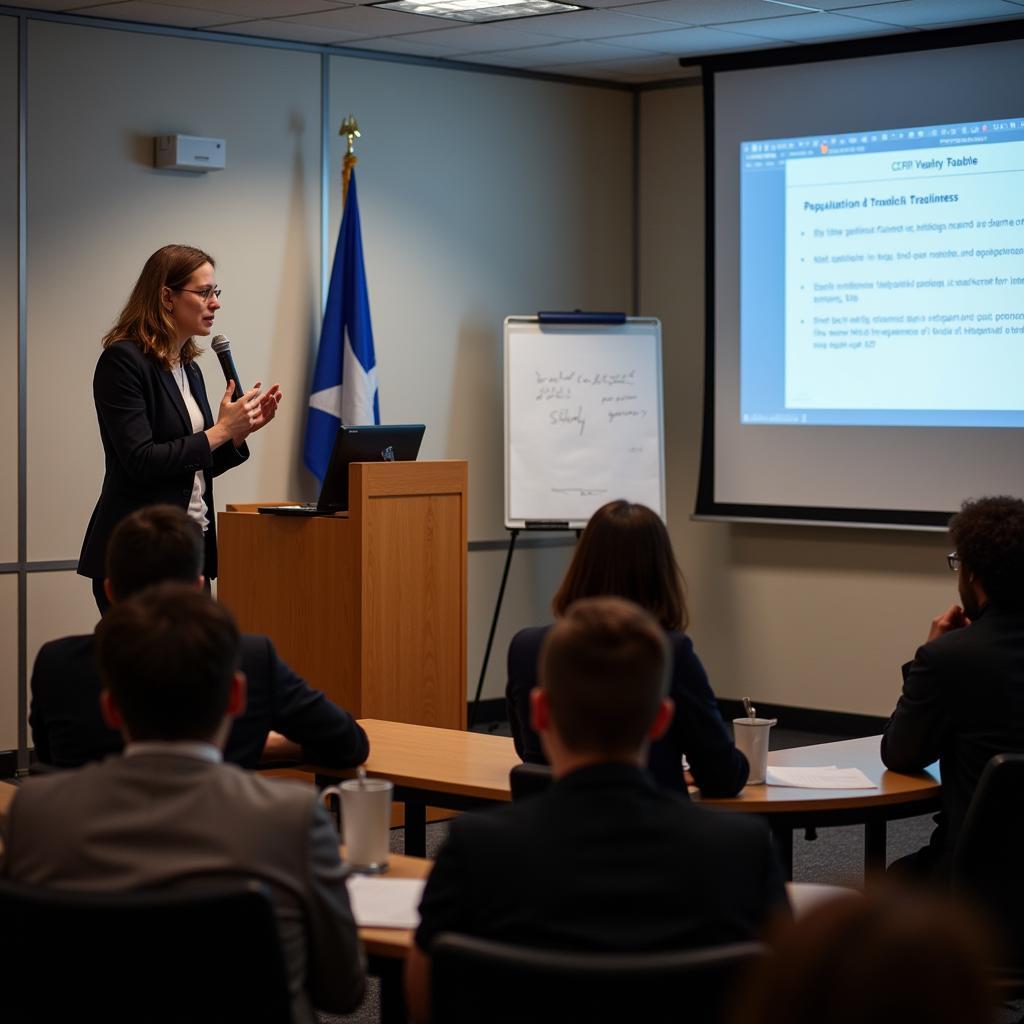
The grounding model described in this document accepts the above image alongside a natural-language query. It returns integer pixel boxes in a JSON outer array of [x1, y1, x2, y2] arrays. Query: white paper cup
[[321, 778, 393, 873], [733, 717, 777, 785]]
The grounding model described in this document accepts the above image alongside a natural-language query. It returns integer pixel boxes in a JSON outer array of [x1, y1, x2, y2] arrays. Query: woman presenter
[[78, 244, 282, 612]]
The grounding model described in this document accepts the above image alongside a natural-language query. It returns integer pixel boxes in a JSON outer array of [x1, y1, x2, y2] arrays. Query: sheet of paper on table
[[765, 766, 877, 789], [346, 876, 426, 929]]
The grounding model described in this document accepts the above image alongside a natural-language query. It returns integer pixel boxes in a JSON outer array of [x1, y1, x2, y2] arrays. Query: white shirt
[[124, 740, 222, 763], [171, 362, 209, 533]]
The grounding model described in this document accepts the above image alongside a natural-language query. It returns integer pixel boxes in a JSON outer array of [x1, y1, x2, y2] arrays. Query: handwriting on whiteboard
[[535, 368, 649, 436]]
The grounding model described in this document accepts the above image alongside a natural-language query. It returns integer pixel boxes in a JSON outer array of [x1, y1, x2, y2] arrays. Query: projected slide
[[740, 118, 1024, 427]]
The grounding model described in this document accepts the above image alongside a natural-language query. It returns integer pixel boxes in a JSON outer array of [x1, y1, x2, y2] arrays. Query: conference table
[[311, 720, 941, 878], [356, 852, 431, 1024]]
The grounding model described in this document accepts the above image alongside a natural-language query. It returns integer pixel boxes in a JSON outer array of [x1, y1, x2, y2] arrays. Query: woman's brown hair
[[101, 244, 213, 368], [552, 500, 688, 632]]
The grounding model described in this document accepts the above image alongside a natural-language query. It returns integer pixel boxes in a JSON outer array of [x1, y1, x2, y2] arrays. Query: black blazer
[[77, 339, 248, 580], [30, 632, 370, 771], [881, 602, 1024, 872], [506, 626, 749, 796], [416, 762, 788, 954]]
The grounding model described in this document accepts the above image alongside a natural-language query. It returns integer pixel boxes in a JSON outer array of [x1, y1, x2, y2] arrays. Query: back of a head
[[732, 887, 996, 1024], [95, 582, 240, 743], [106, 504, 204, 600], [552, 501, 688, 631], [949, 495, 1024, 608], [540, 596, 669, 759]]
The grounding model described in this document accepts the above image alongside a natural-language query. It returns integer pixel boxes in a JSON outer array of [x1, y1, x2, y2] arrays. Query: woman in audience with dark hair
[[506, 499, 748, 796], [731, 887, 996, 1024]]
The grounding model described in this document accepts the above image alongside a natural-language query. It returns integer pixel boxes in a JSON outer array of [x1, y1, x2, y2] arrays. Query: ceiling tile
[[0, 0, 103, 9], [717, 9, 911, 39], [601, 23, 780, 50], [345, 33, 473, 53], [590, 0, 699, 23], [72, 1, 245, 26], [515, 7, 693, 37], [459, 37, 657, 63], [834, 0, 1024, 26], [541, 52, 691, 75], [276, 5, 453, 32], [153, 0, 348, 17], [604, 0, 796, 22], [387, 22, 568, 51], [214, 17, 369, 41]]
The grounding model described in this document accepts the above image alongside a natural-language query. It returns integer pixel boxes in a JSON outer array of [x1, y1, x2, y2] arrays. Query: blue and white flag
[[304, 170, 380, 482]]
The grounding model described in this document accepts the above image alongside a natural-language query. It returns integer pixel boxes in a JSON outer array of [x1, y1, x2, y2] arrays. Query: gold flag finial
[[340, 116, 360, 205]]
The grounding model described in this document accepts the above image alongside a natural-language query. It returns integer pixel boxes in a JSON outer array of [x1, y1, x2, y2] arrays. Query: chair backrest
[[509, 762, 553, 801], [952, 753, 1024, 975], [0, 877, 294, 1024], [431, 931, 764, 1024]]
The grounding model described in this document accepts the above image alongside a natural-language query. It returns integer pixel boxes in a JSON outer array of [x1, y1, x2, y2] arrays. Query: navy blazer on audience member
[[30, 632, 369, 770], [882, 602, 1024, 874], [506, 626, 748, 796], [416, 762, 788, 954]]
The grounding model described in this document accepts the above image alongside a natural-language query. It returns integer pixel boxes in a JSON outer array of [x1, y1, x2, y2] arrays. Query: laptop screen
[[317, 424, 426, 513]]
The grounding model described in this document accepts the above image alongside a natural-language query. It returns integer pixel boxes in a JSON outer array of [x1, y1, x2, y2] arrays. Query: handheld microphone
[[211, 335, 244, 401]]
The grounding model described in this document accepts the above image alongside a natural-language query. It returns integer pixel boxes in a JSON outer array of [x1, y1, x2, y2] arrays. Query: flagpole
[[340, 115, 360, 207]]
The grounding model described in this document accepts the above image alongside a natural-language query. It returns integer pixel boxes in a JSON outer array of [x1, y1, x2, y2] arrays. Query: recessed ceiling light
[[371, 0, 583, 23]]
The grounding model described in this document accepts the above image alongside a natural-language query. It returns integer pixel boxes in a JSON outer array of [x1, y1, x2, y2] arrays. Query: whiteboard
[[504, 317, 665, 529]]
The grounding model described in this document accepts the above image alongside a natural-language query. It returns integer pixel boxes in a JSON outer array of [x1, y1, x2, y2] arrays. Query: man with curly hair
[[882, 494, 1024, 878]]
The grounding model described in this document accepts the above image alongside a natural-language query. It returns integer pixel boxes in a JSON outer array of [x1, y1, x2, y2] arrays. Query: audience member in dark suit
[[506, 500, 747, 795], [407, 596, 789, 1023], [3, 584, 365, 1023], [31, 504, 368, 771], [882, 495, 1024, 879]]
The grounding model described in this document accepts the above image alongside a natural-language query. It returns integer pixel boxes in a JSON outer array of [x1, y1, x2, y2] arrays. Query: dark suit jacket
[[506, 626, 748, 796], [416, 762, 788, 954], [881, 602, 1024, 873], [78, 339, 248, 581], [30, 632, 370, 770], [1, 751, 365, 1022]]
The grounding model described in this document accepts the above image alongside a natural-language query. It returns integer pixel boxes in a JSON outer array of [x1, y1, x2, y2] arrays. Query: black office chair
[[431, 931, 764, 1024], [952, 752, 1024, 986], [0, 877, 294, 1024], [508, 762, 553, 801]]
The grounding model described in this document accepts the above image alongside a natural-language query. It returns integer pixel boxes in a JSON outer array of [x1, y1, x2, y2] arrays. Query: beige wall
[[638, 84, 953, 718]]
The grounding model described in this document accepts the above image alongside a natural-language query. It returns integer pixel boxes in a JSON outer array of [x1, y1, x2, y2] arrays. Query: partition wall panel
[[0, 575, 17, 751], [0, 15, 18, 567]]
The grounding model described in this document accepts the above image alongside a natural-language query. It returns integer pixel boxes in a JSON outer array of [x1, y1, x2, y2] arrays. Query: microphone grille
[[211, 334, 230, 352]]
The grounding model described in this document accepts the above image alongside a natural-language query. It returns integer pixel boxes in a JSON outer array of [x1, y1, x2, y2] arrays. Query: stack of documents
[[765, 766, 876, 789]]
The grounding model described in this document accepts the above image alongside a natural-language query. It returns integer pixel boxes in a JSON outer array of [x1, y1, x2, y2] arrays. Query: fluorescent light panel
[[372, 0, 582, 23]]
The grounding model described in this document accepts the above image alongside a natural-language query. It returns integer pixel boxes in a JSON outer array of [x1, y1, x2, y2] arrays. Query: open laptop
[[259, 424, 426, 516]]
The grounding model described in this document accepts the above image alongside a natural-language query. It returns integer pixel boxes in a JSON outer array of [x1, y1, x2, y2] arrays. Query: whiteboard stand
[[468, 526, 519, 729], [468, 523, 583, 730]]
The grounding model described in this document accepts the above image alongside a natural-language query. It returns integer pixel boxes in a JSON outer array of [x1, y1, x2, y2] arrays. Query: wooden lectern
[[218, 460, 467, 730]]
